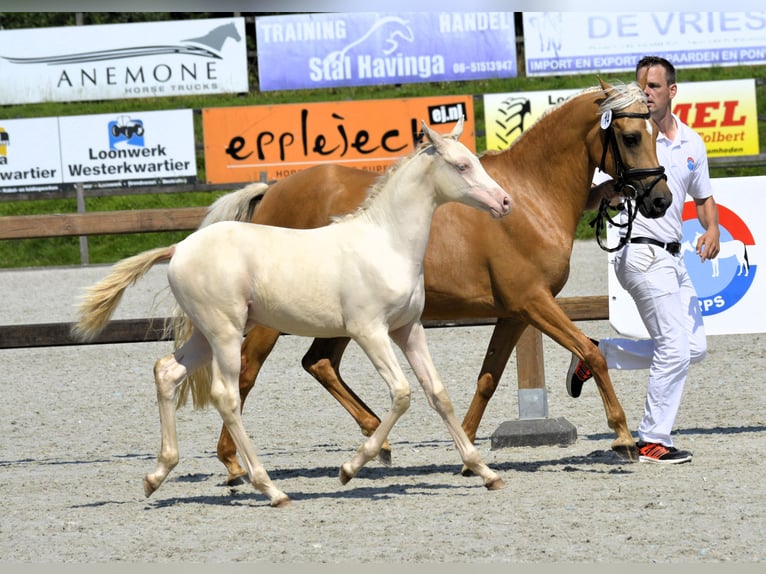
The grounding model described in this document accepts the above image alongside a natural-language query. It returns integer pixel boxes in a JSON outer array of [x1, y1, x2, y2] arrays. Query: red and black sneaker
[[637, 441, 692, 464], [565, 338, 598, 398]]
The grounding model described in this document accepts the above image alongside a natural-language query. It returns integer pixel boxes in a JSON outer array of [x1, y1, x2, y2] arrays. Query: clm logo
[[108, 115, 144, 149], [682, 202, 755, 316]]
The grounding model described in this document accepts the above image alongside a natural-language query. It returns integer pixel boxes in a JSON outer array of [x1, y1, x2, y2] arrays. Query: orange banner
[[202, 96, 475, 183]]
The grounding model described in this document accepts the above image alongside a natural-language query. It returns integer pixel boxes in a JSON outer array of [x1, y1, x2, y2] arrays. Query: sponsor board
[[255, 12, 516, 91], [0, 110, 197, 192], [482, 79, 759, 158], [607, 176, 765, 336], [523, 11, 766, 76], [202, 96, 475, 183], [0, 18, 248, 105]]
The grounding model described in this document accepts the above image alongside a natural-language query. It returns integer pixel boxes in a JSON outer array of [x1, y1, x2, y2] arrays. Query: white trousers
[[600, 243, 707, 446]]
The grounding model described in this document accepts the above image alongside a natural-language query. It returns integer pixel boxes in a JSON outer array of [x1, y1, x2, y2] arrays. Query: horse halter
[[590, 108, 668, 253]]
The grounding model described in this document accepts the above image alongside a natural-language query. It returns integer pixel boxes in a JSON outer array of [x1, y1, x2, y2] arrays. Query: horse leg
[[338, 331, 412, 485], [145, 330, 211, 497], [459, 317, 524, 476], [302, 337, 391, 465], [208, 332, 290, 508], [391, 321, 505, 490], [216, 325, 281, 486], [526, 295, 637, 460]]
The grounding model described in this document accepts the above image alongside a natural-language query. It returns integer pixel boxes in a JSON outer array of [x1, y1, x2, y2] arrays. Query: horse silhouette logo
[[325, 16, 415, 64], [525, 12, 563, 55], [1, 21, 242, 65]]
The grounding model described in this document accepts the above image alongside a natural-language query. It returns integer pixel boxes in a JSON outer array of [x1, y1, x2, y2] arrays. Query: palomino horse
[[72, 120, 512, 507], [203, 78, 673, 486]]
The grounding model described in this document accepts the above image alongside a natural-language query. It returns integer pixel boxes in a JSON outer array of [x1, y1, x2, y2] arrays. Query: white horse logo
[[684, 231, 750, 277]]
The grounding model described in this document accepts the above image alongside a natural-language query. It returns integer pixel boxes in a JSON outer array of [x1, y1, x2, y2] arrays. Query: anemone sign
[[0, 17, 248, 104]]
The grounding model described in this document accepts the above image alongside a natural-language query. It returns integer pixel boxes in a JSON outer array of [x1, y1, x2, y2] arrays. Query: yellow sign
[[483, 79, 759, 158]]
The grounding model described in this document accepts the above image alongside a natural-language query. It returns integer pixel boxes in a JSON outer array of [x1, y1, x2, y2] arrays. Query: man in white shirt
[[567, 56, 721, 464]]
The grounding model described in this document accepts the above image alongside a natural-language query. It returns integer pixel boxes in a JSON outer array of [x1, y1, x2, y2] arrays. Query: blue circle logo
[[682, 203, 755, 316]]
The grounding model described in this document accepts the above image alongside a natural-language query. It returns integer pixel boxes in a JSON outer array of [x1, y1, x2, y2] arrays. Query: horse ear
[[598, 75, 612, 94], [421, 120, 443, 148], [636, 67, 648, 90], [449, 116, 464, 139]]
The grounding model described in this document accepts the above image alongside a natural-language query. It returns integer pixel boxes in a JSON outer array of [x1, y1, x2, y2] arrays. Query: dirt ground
[[1, 240, 764, 563]]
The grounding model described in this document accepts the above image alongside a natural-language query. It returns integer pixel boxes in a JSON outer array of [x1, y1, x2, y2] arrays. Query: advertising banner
[[0, 118, 63, 193], [607, 177, 765, 336], [202, 95, 476, 183], [0, 110, 197, 192], [255, 12, 516, 91], [0, 17, 248, 105], [59, 110, 197, 189], [483, 79, 759, 158], [523, 12, 766, 77]]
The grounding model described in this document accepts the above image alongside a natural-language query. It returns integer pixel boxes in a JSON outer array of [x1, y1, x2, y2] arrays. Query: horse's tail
[[171, 301, 213, 410], [744, 244, 750, 270], [200, 182, 270, 227], [71, 246, 175, 342]]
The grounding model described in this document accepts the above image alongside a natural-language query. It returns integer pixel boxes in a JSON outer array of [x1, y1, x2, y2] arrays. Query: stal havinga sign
[[0, 17, 249, 105]]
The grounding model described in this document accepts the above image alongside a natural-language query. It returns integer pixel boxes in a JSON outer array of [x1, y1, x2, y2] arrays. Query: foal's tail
[[71, 246, 175, 342], [199, 182, 270, 227]]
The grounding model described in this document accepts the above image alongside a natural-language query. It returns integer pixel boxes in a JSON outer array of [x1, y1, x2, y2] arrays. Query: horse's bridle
[[590, 109, 668, 253]]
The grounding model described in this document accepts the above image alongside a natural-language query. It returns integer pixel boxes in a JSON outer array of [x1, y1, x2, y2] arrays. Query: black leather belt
[[629, 237, 681, 255]]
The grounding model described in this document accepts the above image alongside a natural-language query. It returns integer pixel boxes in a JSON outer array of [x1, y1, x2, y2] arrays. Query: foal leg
[[302, 337, 391, 465], [145, 330, 211, 497], [391, 321, 504, 490], [217, 325, 281, 486], [208, 333, 290, 508], [338, 332, 412, 485]]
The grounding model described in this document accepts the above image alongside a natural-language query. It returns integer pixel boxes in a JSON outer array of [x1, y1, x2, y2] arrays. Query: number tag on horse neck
[[600, 110, 613, 130]]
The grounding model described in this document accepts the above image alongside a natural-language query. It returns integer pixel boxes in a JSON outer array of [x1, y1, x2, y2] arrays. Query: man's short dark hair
[[636, 56, 676, 85]]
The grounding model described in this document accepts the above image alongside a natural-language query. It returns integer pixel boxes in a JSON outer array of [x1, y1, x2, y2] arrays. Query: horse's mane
[[481, 81, 647, 157], [329, 139, 437, 224]]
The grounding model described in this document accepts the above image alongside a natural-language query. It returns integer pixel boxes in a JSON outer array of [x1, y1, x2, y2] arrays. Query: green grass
[[2, 65, 765, 267]]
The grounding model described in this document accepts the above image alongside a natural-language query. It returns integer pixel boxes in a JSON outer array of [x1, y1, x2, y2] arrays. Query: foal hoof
[[271, 495, 292, 508], [339, 463, 355, 485], [143, 475, 159, 498], [485, 476, 506, 491], [612, 443, 639, 462]]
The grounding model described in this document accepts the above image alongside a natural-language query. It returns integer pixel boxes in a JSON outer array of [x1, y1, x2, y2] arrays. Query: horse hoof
[[143, 475, 158, 498], [271, 495, 292, 508], [485, 476, 506, 491], [339, 464, 354, 485], [612, 444, 638, 462], [377, 447, 392, 467], [226, 473, 248, 487]]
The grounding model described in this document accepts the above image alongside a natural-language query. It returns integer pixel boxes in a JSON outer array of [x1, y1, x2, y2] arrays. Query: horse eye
[[456, 163, 469, 172], [622, 134, 639, 147]]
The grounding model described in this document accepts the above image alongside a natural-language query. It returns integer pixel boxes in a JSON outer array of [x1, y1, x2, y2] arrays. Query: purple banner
[[255, 12, 517, 91]]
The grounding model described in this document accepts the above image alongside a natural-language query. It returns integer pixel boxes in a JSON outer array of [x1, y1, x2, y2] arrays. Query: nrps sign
[[0, 17, 249, 105]]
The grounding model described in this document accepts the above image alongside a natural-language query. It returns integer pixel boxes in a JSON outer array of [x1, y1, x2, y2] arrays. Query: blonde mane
[[482, 81, 647, 157]]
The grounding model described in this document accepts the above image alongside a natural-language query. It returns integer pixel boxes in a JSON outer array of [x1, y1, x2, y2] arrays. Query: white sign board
[[0, 118, 63, 193], [608, 176, 765, 337], [0, 18, 248, 105], [523, 11, 766, 76], [0, 110, 197, 192], [59, 110, 197, 188]]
